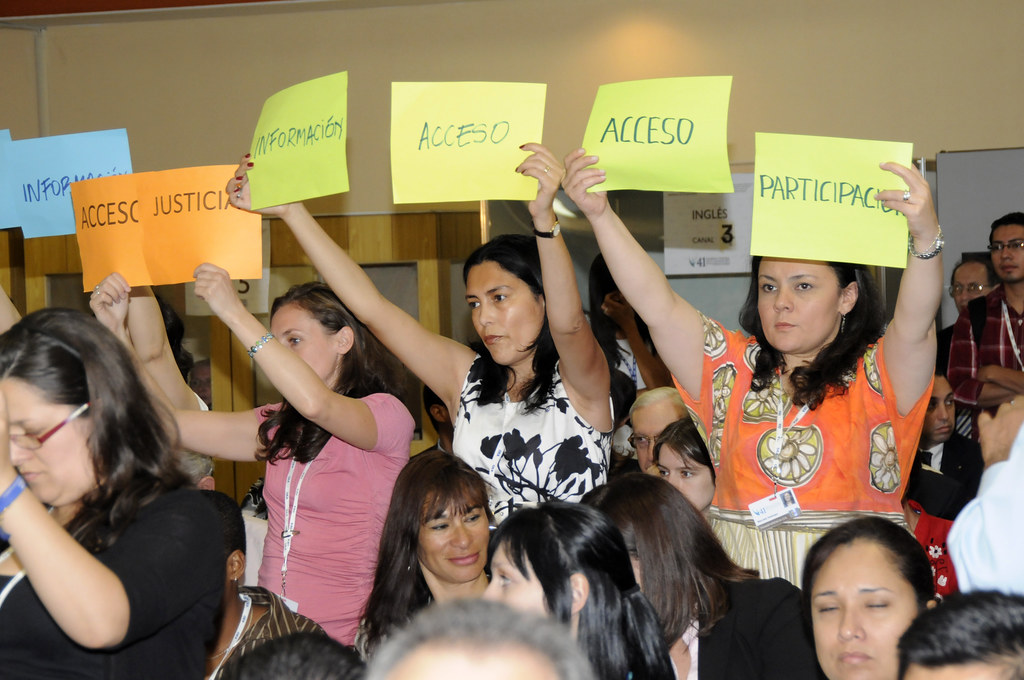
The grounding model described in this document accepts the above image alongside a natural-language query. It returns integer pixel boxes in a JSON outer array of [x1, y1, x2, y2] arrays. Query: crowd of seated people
[[3, 148, 1024, 680]]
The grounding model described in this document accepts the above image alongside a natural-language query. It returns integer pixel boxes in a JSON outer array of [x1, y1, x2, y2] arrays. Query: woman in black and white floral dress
[[227, 143, 611, 521]]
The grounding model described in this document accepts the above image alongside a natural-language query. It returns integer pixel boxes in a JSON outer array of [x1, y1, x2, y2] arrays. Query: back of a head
[[899, 591, 1024, 679], [366, 599, 593, 680], [200, 489, 246, 560], [219, 632, 364, 680], [489, 503, 673, 680], [583, 473, 750, 640]]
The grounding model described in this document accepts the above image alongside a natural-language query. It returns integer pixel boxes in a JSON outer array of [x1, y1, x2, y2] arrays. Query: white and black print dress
[[452, 356, 610, 522]]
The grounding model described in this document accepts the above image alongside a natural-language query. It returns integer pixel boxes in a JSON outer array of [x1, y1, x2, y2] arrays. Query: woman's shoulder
[[725, 577, 802, 612]]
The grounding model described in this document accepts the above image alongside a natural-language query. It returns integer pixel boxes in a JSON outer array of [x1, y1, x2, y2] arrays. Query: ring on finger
[[902, 190, 911, 202], [543, 166, 550, 174]]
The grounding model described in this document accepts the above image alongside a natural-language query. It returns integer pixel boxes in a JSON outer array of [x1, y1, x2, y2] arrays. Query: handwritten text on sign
[[750, 132, 913, 268], [391, 81, 546, 204], [248, 71, 349, 209], [580, 76, 733, 194]]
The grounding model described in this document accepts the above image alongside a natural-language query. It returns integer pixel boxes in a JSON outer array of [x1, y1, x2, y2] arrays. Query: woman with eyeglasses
[[0, 308, 223, 679]]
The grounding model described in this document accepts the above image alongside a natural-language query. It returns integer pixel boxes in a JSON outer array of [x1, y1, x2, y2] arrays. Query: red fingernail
[[519, 144, 525, 149], [244, 153, 251, 159], [235, 175, 243, 180], [246, 162, 254, 167]]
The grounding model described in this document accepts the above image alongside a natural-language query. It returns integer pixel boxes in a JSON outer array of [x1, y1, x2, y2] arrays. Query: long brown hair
[[257, 282, 405, 463], [584, 474, 756, 640]]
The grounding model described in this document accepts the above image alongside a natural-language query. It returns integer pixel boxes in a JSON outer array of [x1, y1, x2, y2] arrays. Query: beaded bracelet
[[0, 475, 27, 542], [248, 333, 275, 358], [908, 224, 944, 260]]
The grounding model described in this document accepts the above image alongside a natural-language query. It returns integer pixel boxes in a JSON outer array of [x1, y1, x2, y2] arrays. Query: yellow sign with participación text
[[751, 132, 913, 268]]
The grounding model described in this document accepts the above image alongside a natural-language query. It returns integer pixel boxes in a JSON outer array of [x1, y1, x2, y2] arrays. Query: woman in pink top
[[92, 275, 413, 644]]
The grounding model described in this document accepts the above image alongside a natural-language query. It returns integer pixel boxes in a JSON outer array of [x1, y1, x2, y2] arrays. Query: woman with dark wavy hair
[[227, 143, 612, 522], [563, 148, 943, 585], [0, 308, 223, 679], [357, 450, 491, 658], [93, 273, 414, 645], [585, 474, 820, 679], [483, 502, 674, 680]]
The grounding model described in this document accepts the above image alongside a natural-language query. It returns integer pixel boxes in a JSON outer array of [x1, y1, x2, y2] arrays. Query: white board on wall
[[935, 148, 1024, 326]]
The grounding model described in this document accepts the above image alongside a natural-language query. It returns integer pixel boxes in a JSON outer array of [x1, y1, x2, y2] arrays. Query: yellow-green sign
[[248, 71, 348, 209], [580, 76, 733, 193], [390, 81, 546, 203], [751, 132, 913, 268]]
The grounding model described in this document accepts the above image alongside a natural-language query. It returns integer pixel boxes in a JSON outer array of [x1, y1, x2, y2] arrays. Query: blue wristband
[[0, 475, 27, 542]]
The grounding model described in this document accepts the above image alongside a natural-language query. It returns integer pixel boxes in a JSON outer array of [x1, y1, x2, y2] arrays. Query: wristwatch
[[533, 220, 561, 239]]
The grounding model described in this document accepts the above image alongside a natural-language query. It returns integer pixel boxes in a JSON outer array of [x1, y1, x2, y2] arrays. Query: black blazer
[[906, 433, 984, 520], [699, 578, 824, 680]]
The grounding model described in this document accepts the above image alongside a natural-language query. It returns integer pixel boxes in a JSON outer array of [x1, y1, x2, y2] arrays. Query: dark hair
[[0, 308, 188, 552], [609, 369, 637, 426], [584, 474, 753, 642], [155, 293, 194, 381], [989, 211, 1024, 243], [738, 256, 885, 410], [488, 503, 674, 680], [652, 417, 714, 481], [422, 384, 446, 431], [898, 591, 1024, 678], [588, 254, 656, 372], [802, 517, 935, 622], [367, 599, 594, 680], [462, 234, 555, 413], [950, 256, 996, 288], [359, 451, 490, 658], [257, 282, 406, 464], [200, 490, 246, 559], [219, 632, 364, 680]]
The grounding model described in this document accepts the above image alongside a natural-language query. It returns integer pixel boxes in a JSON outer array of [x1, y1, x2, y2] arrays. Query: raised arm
[[192, 262, 380, 451], [516, 144, 611, 431], [561, 149, 705, 397], [600, 292, 673, 389], [90, 274, 201, 411], [89, 272, 260, 461], [876, 162, 943, 415], [228, 158, 474, 415]]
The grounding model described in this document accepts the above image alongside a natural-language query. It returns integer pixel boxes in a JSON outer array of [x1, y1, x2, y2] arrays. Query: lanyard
[[281, 459, 312, 596], [769, 393, 809, 492], [1001, 301, 1024, 370], [209, 593, 253, 680], [0, 548, 24, 613]]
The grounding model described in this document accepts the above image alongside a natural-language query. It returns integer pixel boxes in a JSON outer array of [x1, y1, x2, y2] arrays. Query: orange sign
[[72, 165, 262, 290]]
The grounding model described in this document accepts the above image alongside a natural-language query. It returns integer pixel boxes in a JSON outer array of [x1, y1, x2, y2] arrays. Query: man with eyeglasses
[[948, 212, 1024, 439], [626, 387, 688, 472]]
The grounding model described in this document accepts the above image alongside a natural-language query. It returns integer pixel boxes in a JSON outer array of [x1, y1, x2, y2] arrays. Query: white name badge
[[282, 596, 300, 613], [748, 489, 802, 530]]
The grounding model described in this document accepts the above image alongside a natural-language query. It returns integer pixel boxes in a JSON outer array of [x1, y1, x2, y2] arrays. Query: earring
[[840, 314, 847, 334]]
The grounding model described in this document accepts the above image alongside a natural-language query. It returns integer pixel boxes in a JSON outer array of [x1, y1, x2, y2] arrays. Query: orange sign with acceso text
[[72, 165, 262, 290]]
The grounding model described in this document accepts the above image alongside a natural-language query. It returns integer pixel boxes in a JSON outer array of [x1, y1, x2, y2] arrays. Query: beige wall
[[2, 0, 1022, 214]]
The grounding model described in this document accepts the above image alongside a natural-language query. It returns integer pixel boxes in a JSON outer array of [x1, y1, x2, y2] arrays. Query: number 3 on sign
[[720, 223, 734, 244]]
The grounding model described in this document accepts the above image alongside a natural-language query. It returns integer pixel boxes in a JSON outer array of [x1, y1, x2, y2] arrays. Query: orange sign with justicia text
[[72, 165, 262, 290]]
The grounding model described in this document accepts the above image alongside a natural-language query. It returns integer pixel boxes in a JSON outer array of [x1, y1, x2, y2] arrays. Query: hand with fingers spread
[[225, 154, 299, 218], [193, 263, 246, 325], [89, 272, 132, 340], [561, 148, 611, 222], [874, 162, 941, 248], [516, 142, 564, 229]]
